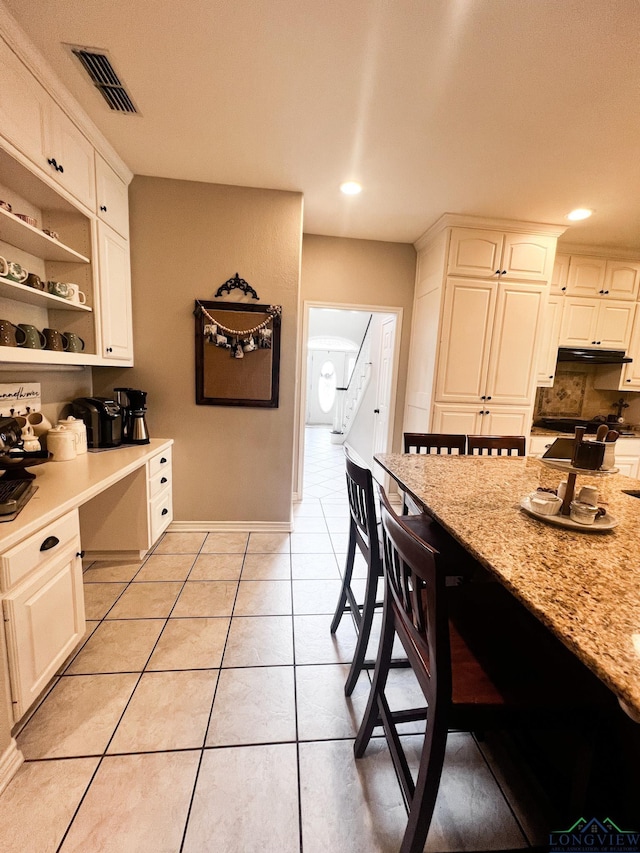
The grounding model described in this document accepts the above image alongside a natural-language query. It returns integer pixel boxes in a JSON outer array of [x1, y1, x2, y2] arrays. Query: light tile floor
[[0, 427, 551, 852]]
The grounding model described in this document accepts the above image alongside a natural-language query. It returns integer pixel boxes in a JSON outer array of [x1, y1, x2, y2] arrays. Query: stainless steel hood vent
[[67, 46, 139, 114], [557, 347, 632, 365]]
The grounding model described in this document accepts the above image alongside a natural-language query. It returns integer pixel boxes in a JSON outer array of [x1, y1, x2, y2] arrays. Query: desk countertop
[[375, 452, 640, 720], [0, 439, 173, 552]]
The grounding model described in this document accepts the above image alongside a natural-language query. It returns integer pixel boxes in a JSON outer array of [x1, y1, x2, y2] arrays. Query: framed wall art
[[194, 299, 282, 408]]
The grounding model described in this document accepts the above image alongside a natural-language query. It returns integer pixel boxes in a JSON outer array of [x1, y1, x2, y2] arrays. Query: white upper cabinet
[[566, 256, 640, 300], [550, 253, 569, 294], [97, 222, 133, 362], [536, 295, 563, 387], [448, 228, 555, 281], [435, 278, 546, 406], [42, 101, 96, 210], [435, 279, 497, 402], [96, 154, 130, 239], [0, 37, 47, 165], [560, 297, 636, 349], [484, 282, 547, 404]]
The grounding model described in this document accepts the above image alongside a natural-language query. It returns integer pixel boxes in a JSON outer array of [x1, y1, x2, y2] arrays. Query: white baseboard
[[0, 739, 23, 795], [83, 550, 148, 562], [168, 520, 293, 533]]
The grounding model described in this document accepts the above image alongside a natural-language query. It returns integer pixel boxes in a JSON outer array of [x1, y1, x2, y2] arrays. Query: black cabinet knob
[[58, 163, 64, 173], [100, 205, 107, 212], [106, 346, 113, 353], [480, 395, 486, 400], [561, 286, 567, 291], [161, 508, 168, 516], [486, 396, 492, 400], [160, 457, 167, 464], [549, 375, 553, 379], [76, 550, 85, 558], [161, 476, 167, 484], [501, 269, 507, 275], [374, 408, 380, 413]]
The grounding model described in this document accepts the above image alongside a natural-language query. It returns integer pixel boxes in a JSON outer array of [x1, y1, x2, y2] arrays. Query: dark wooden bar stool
[[355, 489, 613, 853], [467, 434, 526, 456], [330, 448, 386, 697]]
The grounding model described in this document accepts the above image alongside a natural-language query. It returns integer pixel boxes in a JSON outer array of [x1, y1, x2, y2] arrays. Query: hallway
[[0, 427, 550, 852]]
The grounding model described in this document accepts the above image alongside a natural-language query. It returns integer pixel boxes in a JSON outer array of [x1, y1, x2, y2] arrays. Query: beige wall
[[300, 234, 416, 457], [94, 176, 302, 523]]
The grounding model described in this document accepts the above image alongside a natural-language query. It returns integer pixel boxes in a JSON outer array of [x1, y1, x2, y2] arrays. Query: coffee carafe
[[114, 387, 150, 445]]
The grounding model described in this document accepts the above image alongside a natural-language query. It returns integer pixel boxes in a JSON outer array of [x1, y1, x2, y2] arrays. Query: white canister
[[47, 426, 78, 461], [57, 416, 87, 454], [601, 443, 616, 471]]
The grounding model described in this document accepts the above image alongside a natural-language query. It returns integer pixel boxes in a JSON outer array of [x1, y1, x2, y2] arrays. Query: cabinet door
[[485, 283, 546, 405], [435, 279, 497, 403], [3, 543, 85, 721], [431, 403, 481, 434], [96, 154, 130, 239], [447, 229, 504, 277], [502, 233, 556, 282], [559, 297, 599, 347], [566, 256, 607, 297], [0, 37, 48, 165], [596, 300, 636, 349], [604, 261, 640, 301], [482, 406, 532, 437], [620, 309, 640, 389], [550, 253, 569, 295], [536, 295, 563, 387], [97, 222, 133, 361], [615, 456, 639, 479], [43, 101, 96, 210]]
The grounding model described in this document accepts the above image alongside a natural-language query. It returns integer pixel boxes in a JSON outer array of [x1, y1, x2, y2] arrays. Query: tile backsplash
[[536, 363, 640, 423]]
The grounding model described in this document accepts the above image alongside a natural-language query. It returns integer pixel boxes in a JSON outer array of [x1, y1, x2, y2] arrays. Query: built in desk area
[[374, 452, 640, 722]]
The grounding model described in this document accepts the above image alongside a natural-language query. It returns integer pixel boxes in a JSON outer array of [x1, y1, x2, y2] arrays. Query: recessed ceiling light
[[340, 181, 362, 196], [566, 208, 593, 221]]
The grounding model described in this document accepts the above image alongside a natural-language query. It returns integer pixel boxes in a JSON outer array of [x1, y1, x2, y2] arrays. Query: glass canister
[[57, 416, 88, 454]]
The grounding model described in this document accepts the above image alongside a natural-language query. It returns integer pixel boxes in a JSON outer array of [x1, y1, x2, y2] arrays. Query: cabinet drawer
[[149, 447, 172, 479], [1, 510, 80, 591], [149, 465, 171, 499], [150, 489, 173, 545]]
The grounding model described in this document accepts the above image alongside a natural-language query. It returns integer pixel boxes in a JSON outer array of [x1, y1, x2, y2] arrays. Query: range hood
[[557, 347, 632, 365]]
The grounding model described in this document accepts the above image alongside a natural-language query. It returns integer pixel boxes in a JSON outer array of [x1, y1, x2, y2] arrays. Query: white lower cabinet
[[1, 511, 85, 721], [432, 403, 532, 436]]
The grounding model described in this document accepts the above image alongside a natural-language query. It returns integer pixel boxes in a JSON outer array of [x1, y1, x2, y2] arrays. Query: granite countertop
[[374, 453, 640, 720]]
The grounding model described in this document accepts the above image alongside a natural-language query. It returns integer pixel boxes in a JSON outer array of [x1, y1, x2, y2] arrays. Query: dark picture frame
[[195, 300, 281, 408]]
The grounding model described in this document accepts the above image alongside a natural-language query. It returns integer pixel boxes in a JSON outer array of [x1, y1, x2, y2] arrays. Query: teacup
[[65, 283, 87, 305], [1, 259, 28, 283], [42, 327, 68, 352], [63, 331, 85, 353], [25, 272, 45, 290], [0, 319, 27, 347], [17, 323, 46, 349], [47, 280, 70, 299], [26, 411, 52, 436]]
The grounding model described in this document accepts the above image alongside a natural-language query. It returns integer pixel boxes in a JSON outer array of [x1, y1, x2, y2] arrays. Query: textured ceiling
[[5, 0, 640, 248]]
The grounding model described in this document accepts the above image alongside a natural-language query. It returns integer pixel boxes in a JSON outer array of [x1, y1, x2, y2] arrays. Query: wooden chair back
[[403, 432, 466, 455], [467, 434, 526, 456], [345, 446, 382, 575]]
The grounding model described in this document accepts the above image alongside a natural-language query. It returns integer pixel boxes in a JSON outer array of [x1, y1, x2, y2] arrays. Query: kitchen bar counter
[[0, 439, 173, 552], [374, 453, 640, 720]]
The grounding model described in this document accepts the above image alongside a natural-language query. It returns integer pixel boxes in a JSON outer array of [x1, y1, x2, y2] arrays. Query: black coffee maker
[[114, 388, 150, 445]]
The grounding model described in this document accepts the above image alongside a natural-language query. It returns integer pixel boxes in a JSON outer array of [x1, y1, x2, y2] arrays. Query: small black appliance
[[114, 387, 150, 445], [70, 397, 122, 448]]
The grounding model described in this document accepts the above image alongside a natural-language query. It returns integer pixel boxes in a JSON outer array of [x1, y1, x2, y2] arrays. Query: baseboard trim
[[168, 520, 293, 533], [0, 739, 23, 795], [83, 550, 148, 562]]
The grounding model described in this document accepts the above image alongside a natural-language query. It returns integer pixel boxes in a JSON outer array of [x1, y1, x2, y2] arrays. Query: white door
[[559, 297, 600, 347], [537, 295, 563, 387], [596, 301, 636, 349], [306, 350, 347, 425], [97, 222, 133, 360], [372, 315, 396, 455]]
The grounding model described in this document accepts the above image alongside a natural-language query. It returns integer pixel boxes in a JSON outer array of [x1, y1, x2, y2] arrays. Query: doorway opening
[[295, 302, 403, 501]]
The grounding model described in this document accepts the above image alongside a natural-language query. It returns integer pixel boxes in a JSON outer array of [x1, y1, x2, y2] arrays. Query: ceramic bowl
[[529, 492, 562, 516]]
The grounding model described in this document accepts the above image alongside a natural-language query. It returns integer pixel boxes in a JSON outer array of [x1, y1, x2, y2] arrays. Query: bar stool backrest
[[403, 432, 466, 455], [345, 447, 381, 569], [467, 434, 526, 456]]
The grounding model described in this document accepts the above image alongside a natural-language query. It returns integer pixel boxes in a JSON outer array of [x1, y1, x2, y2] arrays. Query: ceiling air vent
[[67, 45, 139, 115]]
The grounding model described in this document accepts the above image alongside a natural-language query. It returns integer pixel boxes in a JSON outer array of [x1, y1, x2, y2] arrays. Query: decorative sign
[[0, 383, 42, 417]]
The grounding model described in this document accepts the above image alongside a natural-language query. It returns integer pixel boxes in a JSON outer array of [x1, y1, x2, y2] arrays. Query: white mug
[[26, 411, 52, 437], [65, 283, 87, 305], [47, 425, 78, 461], [578, 485, 598, 505]]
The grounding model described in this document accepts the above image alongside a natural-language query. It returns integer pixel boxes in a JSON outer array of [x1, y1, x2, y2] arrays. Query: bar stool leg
[[343, 555, 380, 696], [330, 522, 357, 634]]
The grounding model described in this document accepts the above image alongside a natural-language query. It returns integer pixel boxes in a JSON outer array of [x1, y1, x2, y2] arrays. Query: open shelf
[[0, 345, 101, 366], [0, 207, 90, 264], [0, 276, 92, 311]]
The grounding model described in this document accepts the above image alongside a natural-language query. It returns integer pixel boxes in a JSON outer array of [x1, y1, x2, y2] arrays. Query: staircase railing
[[331, 316, 373, 442]]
